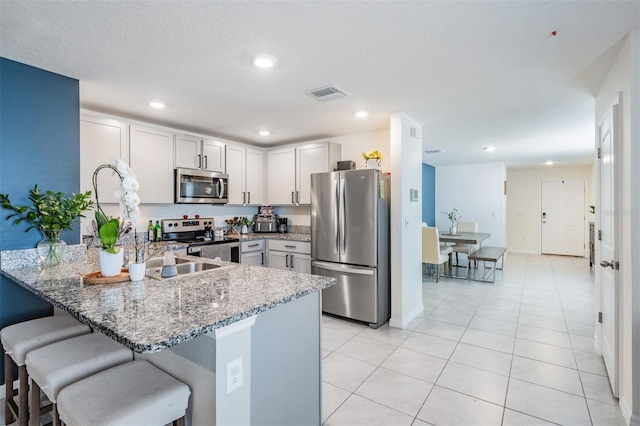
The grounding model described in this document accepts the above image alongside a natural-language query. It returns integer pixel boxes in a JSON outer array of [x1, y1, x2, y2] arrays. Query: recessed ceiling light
[[258, 130, 271, 136], [354, 111, 368, 118], [545, 161, 554, 166], [484, 146, 496, 152], [252, 54, 276, 69], [149, 101, 165, 109]]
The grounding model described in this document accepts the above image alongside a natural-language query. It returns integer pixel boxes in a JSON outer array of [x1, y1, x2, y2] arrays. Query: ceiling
[[1, 1, 638, 167]]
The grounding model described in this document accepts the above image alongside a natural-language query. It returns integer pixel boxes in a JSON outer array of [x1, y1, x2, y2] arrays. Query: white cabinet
[[80, 115, 129, 203], [267, 240, 311, 273], [267, 142, 341, 205], [227, 144, 265, 205], [240, 239, 266, 266], [175, 134, 225, 172], [130, 125, 175, 204]]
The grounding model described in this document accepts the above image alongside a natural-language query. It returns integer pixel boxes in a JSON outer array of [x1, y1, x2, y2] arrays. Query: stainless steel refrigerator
[[311, 169, 390, 328]]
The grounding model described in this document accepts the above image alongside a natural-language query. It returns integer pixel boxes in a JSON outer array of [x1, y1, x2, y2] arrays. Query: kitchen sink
[[144, 256, 227, 280]]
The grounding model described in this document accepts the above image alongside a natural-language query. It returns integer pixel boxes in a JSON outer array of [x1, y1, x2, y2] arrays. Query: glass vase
[[36, 238, 67, 266]]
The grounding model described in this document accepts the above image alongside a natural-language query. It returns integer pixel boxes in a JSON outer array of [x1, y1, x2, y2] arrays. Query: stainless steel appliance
[[174, 168, 228, 204], [254, 214, 278, 233], [278, 217, 288, 233], [161, 218, 239, 262], [311, 169, 390, 328]]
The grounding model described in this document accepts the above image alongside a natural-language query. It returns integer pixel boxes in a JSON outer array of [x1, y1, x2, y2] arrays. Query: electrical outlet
[[226, 357, 243, 394]]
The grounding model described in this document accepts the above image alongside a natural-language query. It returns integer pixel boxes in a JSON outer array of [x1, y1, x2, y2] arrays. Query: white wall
[[506, 165, 594, 254], [389, 113, 423, 328], [594, 31, 638, 425], [435, 163, 506, 247]]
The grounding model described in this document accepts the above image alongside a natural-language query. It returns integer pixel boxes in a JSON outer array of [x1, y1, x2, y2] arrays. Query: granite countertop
[[239, 233, 310, 242], [0, 246, 334, 354]]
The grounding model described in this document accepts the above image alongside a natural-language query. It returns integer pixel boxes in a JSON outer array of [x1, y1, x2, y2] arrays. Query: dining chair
[[422, 225, 452, 282], [451, 221, 479, 267]]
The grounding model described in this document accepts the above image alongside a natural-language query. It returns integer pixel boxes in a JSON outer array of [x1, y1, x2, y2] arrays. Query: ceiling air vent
[[424, 149, 443, 154], [306, 86, 349, 101]]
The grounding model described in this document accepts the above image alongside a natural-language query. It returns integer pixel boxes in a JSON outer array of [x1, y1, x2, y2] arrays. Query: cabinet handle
[[197, 154, 202, 168], [261, 252, 264, 266], [296, 191, 300, 204], [285, 245, 297, 249], [285, 254, 289, 268], [243, 191, 246, 204], [204, 155, 208, 169], [291, 192, 295, 204], [290, 254, 294, 269], [247, 192, 251, 204], [248, 243, 259, 248]]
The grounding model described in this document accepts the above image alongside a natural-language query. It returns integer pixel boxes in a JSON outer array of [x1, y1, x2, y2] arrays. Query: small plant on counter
[[237, 216, 255, 227], [0, 185, 93, 265]]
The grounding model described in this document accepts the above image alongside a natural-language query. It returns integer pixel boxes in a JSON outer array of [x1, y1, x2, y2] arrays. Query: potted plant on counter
[[237, 216, 255, 234], [92, 159, 141, 277], [0, 186, 93, 266], [441, 208, 461, 235]]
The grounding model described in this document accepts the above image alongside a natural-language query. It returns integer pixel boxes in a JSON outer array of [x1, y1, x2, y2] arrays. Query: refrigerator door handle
[[312, 261, 374, 275], [334, 177, 340, 254], [340, 177, 346, 255]]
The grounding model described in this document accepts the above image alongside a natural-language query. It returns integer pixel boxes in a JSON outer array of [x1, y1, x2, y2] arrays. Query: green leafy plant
[[441, 208, 461, 227], [0, 185, 93, 241], [237, 216, 255, 227]]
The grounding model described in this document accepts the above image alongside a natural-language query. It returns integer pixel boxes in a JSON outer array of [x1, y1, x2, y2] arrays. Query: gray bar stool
[[26, 332, 133, 425], [1, 316, 91, 426], [57, 360, 191, 426]]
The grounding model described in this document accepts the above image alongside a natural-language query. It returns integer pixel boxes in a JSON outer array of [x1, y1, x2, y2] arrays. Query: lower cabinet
[[267, 240, 311, 273], [240, 240, 266, 266]]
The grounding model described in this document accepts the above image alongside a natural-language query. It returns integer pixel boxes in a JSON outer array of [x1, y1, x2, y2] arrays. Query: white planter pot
[[128, 262, 146, 281], [99, 249, 124, 277], [449, 226, 457, 235], [365, 159, 381, 169], [241, 225, 248, 234]]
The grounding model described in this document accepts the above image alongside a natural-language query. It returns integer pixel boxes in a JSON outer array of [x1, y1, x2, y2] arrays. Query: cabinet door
[[130, 126, 174, 204], [245, 148, 265, 205], [202, 139, 225, 172], [267, 147, 296, 205], [241, 250, 265, 266], [268, 250, 289, 271], [291, 253, 311, 274], [296, 143, 329, 205], [80, 115, 128, 203], [175, 134, 201, 169], [226, 144, 246, 204]]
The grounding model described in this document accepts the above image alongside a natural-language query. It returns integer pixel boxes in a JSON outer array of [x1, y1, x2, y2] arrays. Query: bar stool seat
[[57, 360, 191, 426], [1, 315, 91, 426], [26, 332, 133, 425]]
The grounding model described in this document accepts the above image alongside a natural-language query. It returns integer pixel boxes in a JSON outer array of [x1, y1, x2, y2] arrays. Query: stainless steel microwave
[[175, 168, 229, 204]]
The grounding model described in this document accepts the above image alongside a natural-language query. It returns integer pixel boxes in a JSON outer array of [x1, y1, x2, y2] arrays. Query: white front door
[[541, 180, 586, 256], [598, 101, 619, 396]]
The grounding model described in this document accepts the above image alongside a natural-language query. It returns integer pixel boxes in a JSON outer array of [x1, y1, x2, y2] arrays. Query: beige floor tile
[[399, 332, 458, 360], [322, 327, 356, 351], [322, 352, 377, 392], [355, 367, 432, 417], [380, 348, 447, 384], [587, 398, 627, 426], [460, 328, 515, 354], [417, 386, 503, 425], [413, 318, 466, 341], [574, 349, 608, 376], [323, 394, 413, 426], [335, 336, 397, 365], [516, 324, 572, 348], [322, 382, 351, 422], [502, 409, 558, 425], [510, 356, 583, 396], [580, 370, 618, 405], [469, 315, 518, 337], [505, 378, 591, 425], [358, 324, 412, 346], [436, 361, 509, 405], [513, 338, 576, 369], [449, 343, 513, 376]]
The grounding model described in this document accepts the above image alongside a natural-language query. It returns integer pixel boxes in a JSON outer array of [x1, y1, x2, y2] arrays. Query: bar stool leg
[[30, 380, 41, 426], [5, 353, 15, 424], [174, 417, 186, 426], [53, 403, 61, 426], [19, 364, 29, 426]]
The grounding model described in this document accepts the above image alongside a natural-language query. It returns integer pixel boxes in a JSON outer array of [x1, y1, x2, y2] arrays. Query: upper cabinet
[[227, 143, 265, 205], [80, 115, 129, 203], [267, 142, 341, 205], [175, 134, 225, 172], [130, 125, 174, 204]]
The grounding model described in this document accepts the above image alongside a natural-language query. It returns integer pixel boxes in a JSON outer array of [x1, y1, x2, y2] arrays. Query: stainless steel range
[[161, 218, 239, 262]]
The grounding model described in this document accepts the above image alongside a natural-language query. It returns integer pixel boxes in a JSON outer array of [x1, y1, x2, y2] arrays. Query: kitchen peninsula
[[0, 245, 335, 425]]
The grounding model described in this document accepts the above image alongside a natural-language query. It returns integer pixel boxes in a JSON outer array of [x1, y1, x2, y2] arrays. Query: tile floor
[[322, 253, 627, 426]]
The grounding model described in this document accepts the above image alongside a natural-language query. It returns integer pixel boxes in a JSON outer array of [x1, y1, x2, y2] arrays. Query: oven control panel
[[161, 218, 215, 233]]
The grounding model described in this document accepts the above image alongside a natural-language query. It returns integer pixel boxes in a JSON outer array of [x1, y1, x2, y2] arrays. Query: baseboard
[[389, 303, 423, 329], [620, 396, 633, 425]]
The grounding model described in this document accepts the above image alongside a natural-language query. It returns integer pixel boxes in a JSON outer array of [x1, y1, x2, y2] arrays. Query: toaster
[[253, 214, 278, 233]]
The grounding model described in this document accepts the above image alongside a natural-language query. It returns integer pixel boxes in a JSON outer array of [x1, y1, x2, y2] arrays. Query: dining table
[[439, 231, 491, 279]]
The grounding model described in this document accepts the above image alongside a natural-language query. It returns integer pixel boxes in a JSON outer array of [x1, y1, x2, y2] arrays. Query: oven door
[[199, 242, 240, 263], [175, 168, 228, 204]]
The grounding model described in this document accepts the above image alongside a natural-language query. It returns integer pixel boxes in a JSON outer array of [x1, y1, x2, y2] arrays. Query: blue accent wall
[[422, 163, 436, 225], [0, 58, 80, 383]]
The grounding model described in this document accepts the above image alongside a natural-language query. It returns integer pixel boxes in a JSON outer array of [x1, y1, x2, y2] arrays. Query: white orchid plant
[[92, 159, 140, 254]]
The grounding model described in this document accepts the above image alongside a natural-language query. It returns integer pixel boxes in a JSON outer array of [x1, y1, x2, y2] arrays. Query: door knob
[[600, 260, 614, 269]]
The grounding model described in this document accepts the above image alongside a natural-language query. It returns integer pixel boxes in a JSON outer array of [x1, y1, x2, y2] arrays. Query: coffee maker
[[278, 218, 288, 233]]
